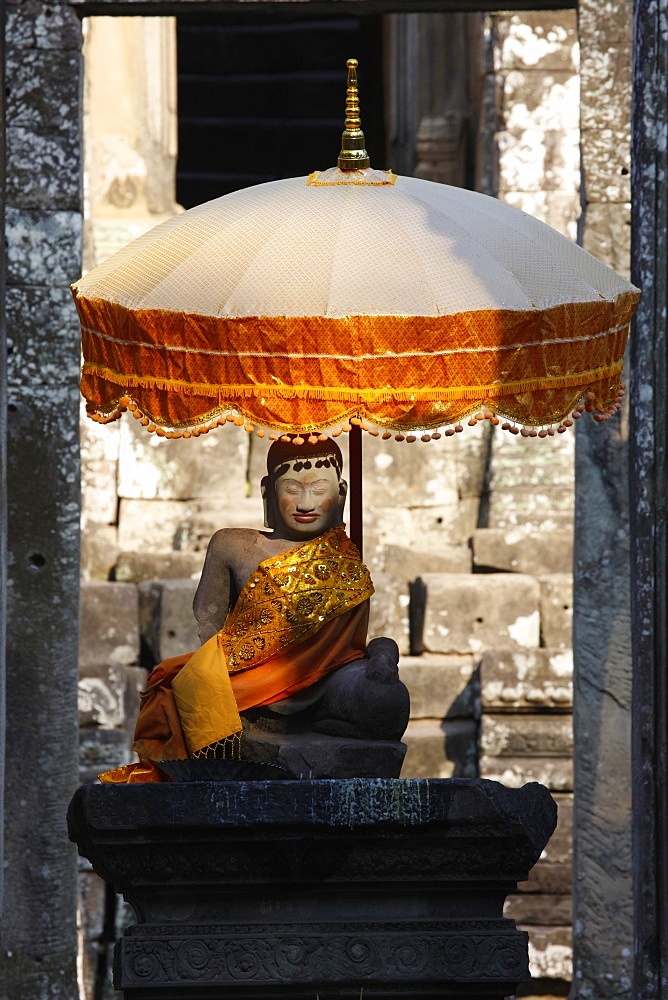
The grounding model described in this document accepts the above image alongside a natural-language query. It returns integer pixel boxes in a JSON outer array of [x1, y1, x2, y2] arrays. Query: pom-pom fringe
[[89, 385, 625, 441]]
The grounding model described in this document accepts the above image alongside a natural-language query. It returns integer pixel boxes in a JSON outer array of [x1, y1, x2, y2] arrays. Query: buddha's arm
[[193, 529, 235, 644]]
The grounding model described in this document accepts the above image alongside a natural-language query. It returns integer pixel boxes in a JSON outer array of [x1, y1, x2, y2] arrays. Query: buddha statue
[[100, 436, 410, 782]]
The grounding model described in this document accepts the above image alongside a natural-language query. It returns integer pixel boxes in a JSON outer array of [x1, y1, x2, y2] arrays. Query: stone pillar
[[572, 0, 634, 994], [82, 16, 180, 269], [630, 0, 668, 992], [413, 14, 481, 187], [0, 1, 7, 920], [385, 14, 421, 176], [1, 3, 82, 997]]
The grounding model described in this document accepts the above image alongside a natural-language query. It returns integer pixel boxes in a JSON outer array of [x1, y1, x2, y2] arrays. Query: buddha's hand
[[365, 637, 400, 684]]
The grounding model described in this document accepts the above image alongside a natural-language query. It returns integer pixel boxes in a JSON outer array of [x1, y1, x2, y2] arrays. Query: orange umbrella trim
[[74, 289, 638, 434]]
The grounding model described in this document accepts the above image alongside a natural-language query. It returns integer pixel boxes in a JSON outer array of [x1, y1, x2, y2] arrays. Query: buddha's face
[[272, 457, 343, 540]]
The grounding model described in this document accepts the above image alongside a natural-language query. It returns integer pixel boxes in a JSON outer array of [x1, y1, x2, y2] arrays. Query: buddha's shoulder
[[207, 526, 262, 551]]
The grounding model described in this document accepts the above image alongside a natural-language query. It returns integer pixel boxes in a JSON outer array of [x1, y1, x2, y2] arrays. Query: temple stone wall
[[76, 12, 580, 998]]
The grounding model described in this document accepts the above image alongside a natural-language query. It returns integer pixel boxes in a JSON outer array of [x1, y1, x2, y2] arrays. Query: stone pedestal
[[68, 778, 556, 999]]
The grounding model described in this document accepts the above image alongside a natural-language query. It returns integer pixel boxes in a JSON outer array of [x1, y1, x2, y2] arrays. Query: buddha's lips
[[293, 513, 319, 523]]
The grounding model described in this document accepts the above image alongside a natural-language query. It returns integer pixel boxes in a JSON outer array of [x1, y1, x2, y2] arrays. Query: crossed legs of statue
[[241, 637, 410, 743]]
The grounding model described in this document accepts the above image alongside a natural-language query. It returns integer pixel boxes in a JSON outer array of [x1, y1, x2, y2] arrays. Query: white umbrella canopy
[[72, 60, 639, 443]]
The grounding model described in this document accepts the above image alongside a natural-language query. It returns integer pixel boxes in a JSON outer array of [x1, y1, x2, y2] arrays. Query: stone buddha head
[[261, 437, 348, 540]]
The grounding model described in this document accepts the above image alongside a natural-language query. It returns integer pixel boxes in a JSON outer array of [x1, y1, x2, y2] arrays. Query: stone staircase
[[77, 423, 575, 998]]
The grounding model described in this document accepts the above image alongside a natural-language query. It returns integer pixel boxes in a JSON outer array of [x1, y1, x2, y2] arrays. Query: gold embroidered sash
[[221, 524, 374, 671], [171, 525, 373, 754]]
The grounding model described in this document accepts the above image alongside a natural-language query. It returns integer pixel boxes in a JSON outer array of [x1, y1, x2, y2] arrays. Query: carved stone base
[[68, 778, 557, 999]]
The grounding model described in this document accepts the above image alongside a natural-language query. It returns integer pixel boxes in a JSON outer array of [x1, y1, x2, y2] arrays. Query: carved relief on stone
[[82, 16, 181, 268]]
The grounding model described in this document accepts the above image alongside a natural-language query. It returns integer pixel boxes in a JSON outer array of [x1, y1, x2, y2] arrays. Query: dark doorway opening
[[176, 14, 386, 207]]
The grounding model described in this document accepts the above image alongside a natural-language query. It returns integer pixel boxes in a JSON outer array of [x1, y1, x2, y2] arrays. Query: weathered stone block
[[384, 542, 471, 578], [399, 653, 479, 719], [479, 756, 572, 791], [422, 573, 540, 655], [581, 123, 631, 203], [139, 578, 199, 664], [401, 718, 478, 778], [580, 42, 632, 130], [361, 435, 459, 509], [366, 572, 409, 654], [480, 648, 573, 712], [489, 429, 574, 487], [488, 487, 574, 532], [527, 926, 572, 980], [581, 201, 632, 278], [455, 495, 483, 540], [6, 1, 82, 50], [79, 581, 140, 670], [78, 663, 145, 733], [79, 729, 133, 784], [118, 417, 249, 500], [496, 12, 578, 72], [79, 663, 126, 729], [578, 0, 633, 44], [544, 792, 573, 864], [481, 715, 573, 757], [80, 524, 119, 583], [6, 127, 80, 208], [500, 69, 579, 131], [454, 421, 491, 499], [6, 47, 81, 130], [81, 414, 120, 529], [5, 208, 82, 285], [504, 893, 572, 925], [117, 497, 265, 552], [114, 549, 205, 584], [472, 528, 573, 575], [367, 502, 465, 561], [539, 574, 573, 649], [497, 122, 580, 194], [77, 868, 107, 1000], [524, 862, 572, 895], [6, 285, 81, 389]]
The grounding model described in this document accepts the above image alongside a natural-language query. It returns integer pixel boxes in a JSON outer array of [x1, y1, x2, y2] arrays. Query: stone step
[[138, 578, 199, 664], [539, 574, 573, 649], [488, 487, 574, 532], [420, 572, 540, 655], [479, 648, 573, 712], [79, 581, 140, 669], [481, 714, 573, 757], [479, 755, 573, 791], [472, 527, 573, 575], [400, 718, 478, 779], [399, 653, 478, 719], [114, 549, 204, 584]]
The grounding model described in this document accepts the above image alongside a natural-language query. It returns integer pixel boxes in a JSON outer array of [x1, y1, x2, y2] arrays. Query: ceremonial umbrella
[[71, 60, 640, 551]]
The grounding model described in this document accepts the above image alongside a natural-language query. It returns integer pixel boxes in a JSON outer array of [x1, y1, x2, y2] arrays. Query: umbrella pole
[[349, 423, 363, 557]]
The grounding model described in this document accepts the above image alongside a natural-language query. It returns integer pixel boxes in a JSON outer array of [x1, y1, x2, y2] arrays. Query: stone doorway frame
[[1, 0, 665, 996]]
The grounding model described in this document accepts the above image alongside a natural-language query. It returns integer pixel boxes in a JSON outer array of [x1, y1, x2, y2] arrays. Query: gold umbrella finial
[[338, 58, 370, 171]]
